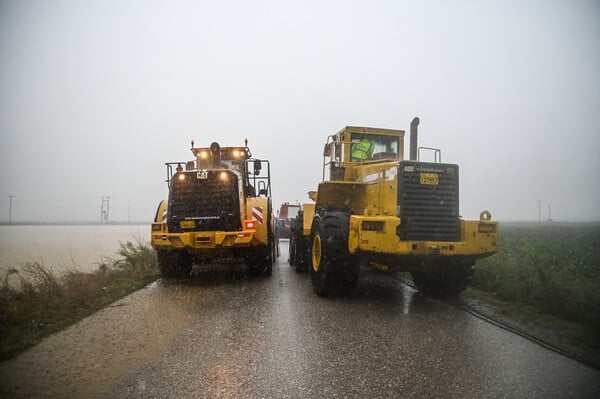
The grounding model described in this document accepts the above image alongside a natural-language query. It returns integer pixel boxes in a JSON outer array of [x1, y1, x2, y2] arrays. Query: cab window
[[351, 134, 399, 161]]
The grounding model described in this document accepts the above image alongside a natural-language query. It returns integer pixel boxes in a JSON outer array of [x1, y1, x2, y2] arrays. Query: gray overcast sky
[[1, 0, 599, 223]]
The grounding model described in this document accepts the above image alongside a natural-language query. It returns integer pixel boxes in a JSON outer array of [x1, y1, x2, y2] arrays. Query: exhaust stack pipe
[[409, 117, 420, 161], [210, 142, 222, 168]]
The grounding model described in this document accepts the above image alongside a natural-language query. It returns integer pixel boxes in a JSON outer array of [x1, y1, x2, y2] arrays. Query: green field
[[470, 222, 600, 364]]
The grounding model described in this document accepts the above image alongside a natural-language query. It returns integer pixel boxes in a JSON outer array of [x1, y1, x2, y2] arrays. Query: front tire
[[248, 246, 273, 275], [310, 211, 359, 296], [156, 249, 193, 278], [248, 230, 275, 275]]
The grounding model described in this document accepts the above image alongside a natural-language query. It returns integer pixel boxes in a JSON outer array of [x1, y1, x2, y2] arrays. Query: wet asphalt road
[[2, 241, 600, 398]]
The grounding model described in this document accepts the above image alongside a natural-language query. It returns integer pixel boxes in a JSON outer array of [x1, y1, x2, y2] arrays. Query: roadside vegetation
[[467, 222, 600, 367], [1, 224, 599, 367], [0, 240, 159, 361]]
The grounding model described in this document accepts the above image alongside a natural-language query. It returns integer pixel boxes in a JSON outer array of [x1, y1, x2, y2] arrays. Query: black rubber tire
[[289, 225, 298, 267], [288, 211, 301, 266], [248, 230, 275, 275], [157, 249, 193, 278], [248, 245, 272, 274], [309, 211, 359, 296], [294, 235, 309, 273], [248, 206, 275, 275], [289, 211, 309, 273], [411, 263, 474, 296]]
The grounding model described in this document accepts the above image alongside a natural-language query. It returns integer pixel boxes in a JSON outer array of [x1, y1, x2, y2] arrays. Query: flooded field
[[0, 224, 148, 274]]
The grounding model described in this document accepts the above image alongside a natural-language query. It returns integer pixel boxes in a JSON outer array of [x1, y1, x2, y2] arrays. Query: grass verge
[[468, 222, 600, 368], [464, 287, 600, 369], [0, 240, 160, 361]]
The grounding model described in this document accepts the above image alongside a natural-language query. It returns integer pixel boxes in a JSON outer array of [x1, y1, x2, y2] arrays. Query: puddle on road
[[0, 282, 198, 398], [402, 286, 417, 315]]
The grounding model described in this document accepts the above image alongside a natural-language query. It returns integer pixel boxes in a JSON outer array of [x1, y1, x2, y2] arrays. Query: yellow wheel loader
[[289, 118, 498, 296], [151, 140, 276, 277]]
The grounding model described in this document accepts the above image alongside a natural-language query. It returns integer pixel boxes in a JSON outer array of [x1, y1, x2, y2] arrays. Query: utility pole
[[100, 196, 110, 224], [8, 195, 14, 225], [537, 200, 542, 223]]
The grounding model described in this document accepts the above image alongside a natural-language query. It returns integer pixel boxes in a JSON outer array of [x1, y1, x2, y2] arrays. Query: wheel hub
[[312, 233, 321, 272]]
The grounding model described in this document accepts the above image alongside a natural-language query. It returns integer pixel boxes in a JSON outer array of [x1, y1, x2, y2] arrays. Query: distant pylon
[[100, 196, 110, 224], [8, 195, 15, 225]]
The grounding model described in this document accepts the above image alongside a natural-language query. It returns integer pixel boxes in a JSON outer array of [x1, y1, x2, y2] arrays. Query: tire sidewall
[[309, 216, 327, 292]]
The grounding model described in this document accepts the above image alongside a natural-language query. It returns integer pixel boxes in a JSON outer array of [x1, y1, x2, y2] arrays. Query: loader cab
[[323, 126, 405, 182], [191, 143, 271, 198], [192, 144, 249, 173], [164, 141, 271, 199]]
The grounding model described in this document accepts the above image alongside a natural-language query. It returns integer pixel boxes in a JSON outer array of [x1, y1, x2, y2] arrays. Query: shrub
[[0, 240, 159, 361]]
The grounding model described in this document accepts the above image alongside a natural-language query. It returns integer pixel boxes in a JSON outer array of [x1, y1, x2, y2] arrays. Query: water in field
[[0, 224, 149, 274]]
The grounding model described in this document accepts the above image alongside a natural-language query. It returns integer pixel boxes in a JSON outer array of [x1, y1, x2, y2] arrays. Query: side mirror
[[254, 160, 262, 175], [323, 143, 331, 157]]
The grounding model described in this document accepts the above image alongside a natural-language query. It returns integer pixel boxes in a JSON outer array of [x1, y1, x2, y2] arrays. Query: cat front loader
[[151, 140, 276, 277]]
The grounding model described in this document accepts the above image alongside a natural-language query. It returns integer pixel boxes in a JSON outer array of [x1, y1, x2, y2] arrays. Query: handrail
[[417, 146, 442, 163]]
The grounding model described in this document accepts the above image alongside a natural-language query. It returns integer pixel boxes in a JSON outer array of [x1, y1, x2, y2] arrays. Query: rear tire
[[411, 263, 474, 296], [157, 249, 193, 278], [289, 211, 309, 273], [248, 229, 275, 275], [310, 211, 359, 296]]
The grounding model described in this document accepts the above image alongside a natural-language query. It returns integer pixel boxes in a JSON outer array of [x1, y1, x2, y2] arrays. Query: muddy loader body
[[151, 140, 276, 277], [289, 120, 498, 296]]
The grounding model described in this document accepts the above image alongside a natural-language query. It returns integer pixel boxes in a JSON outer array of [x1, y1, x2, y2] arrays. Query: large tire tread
[[310, 210, 359, 297], [248, 227, 275, 275], [157, 250, 193, 278], [411, 264, 474, 296], [289, 211, 309, 273]]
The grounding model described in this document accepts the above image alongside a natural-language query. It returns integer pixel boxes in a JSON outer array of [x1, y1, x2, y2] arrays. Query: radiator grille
[[167, 171, 241, 233], [397, 161, 459, 241]]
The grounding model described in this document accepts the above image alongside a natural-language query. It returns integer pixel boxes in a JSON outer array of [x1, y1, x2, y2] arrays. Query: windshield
[[350, 134, 399, 161]]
